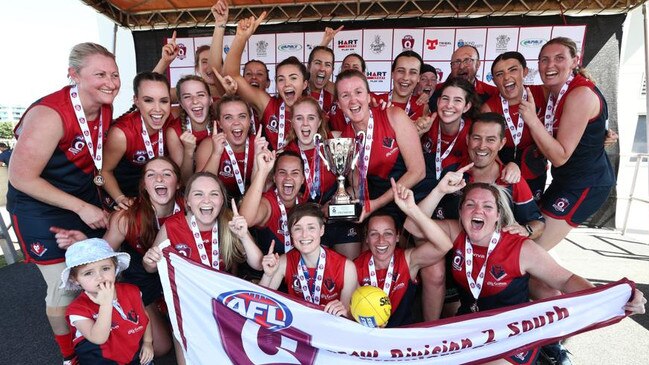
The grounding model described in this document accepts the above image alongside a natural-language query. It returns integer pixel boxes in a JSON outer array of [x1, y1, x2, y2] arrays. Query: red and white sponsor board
[[166, 25, 585, 95], [157, 242, 633, 365]]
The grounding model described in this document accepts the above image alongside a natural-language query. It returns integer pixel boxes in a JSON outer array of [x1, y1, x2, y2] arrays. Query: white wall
[[616, 6, 649, 235]]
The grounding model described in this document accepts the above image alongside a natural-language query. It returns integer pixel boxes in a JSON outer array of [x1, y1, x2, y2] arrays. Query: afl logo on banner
[[217, 290, 293, 331]]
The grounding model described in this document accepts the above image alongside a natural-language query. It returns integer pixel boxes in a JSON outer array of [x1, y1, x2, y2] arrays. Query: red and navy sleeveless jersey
[[310, 89, 334, 117], [433, 161, 542, 224], [216, 135, 256, 199], [450, 231, 529, 315], [261, 96, 291, 151], [8, 85, 111, 217], [341, 107, 399, 180], [485, 85, 547, 180], [254, 190, 304, 255], [67, 283, 148, 364], [111, 111, 174, 197], [374, 93, 426, 121], [327, 102, 348, 132], [124, 197, 185, 255], [548, 75, 615, 188], [168, 117, 211, 145], [284, 141, 337, 204], [354, 248, 418, 327], [421, 116, 472, 168], [164, 212, 225, 269], [285, 247, 347, 306]]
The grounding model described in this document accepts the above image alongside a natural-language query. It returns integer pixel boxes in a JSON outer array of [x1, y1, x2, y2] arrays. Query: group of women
[[8, 1, 646, 363]]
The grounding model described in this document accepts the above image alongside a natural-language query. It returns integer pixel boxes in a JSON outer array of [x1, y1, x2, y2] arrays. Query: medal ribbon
[[141, 117, 164, 159], [464, 231, 501, 305], [300, 147, 321, 200], [297, 247, 327, 305], [368, 254, 395, 296], [275, 189, 293, 252], [189, 215, 220, 270], [388, 91, 411, 115], [69, 85, 103, 174], [435, 118, 465, 179], [544, 74, 574, 136], [224, 138, 249, 195], [500, 88, 528, 149], [358, 111, 375, 205], [278, 102, 287, 149]]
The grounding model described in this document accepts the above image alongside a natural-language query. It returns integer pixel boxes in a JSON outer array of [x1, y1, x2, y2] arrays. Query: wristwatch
[[525, 224, 534, 237]]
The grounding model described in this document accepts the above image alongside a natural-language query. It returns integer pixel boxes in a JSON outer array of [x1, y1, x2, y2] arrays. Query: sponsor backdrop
[[157, 243, 634, 365], [165, 25, 586, 94]]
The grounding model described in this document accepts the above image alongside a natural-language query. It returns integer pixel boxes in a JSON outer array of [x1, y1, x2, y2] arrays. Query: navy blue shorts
[[12, 213, 104, 264], [540, 183, 612, 227], [322, 220, 360, 247]]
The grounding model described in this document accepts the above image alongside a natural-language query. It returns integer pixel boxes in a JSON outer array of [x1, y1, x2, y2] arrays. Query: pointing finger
[[268, 240, 275, 255], [457, 162, 474, 174], [231, 198, 239, 215]]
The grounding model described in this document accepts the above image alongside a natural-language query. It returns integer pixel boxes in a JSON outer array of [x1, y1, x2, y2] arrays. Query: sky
[[0, 1, 136, 114]]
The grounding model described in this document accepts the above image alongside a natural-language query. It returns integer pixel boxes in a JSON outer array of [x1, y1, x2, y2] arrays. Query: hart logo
[[365, 71, 387, 81], [337, 39, 358, 50], [214, 291, 318, 364]]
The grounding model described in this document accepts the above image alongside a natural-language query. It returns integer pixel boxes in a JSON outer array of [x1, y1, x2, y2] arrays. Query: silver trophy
[[314, 132, 365, 220]]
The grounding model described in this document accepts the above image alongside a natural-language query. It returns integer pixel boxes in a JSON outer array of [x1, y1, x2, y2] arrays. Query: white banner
[[157, 243, 631, 365]]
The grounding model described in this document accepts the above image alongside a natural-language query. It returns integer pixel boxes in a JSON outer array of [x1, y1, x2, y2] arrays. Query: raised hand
[[415, 113, 434, 135], [390, 177, 417, 214], [50, 226, 88, 249], [519, 87, 538, 124], [211, 130, 227, 156], [180, 131, 198, 153], [211, 0, 229, 26], [321, 25, 344, 46], [161, 30, 179, 64], [228, 199, 249, 238], [213, 66, 238, 95], [435, 163, 473, 195], [261, 240, 280, 276]]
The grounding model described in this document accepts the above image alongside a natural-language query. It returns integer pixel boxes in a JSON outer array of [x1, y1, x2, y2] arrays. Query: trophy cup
[[314, 133, 364, 221]]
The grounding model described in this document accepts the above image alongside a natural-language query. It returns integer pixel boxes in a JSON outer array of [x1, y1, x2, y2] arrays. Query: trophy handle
[[314, 133, 330, 171], [351, 131, 365, 170]]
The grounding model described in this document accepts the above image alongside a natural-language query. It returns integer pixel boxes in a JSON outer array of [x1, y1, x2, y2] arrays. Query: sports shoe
[[539, 342, 572, 365]]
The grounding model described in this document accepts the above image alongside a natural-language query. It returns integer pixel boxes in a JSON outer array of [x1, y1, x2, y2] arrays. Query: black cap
[[421, 64, 436, 75]]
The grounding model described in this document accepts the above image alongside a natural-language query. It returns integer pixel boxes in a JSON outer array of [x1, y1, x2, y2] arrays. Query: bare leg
[[174, 337, 187, 365], [534, 214, 574, 251], [419, 260, 446, 321], [145, 304, 173, 356], [334, 242, 361, 260]]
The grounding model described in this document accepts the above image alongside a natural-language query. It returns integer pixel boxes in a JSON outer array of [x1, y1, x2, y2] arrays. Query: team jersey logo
[[68, 135, 86, 155], [30, 242, 47, 257], [552, 197, 570, 213], [382, 137, 394, 149], [174, 243, 192, 257], [267, 116, 279, 133], [452, 249, 464, 271], [490, 265, 508, 281], [132, 150, 148, 164]]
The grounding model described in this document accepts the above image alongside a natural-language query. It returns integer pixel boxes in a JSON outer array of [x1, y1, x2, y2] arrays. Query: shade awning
[[80, 0, 645, 29]]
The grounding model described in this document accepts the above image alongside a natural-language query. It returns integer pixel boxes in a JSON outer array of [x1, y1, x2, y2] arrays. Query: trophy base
[[328, 203, 363, 221]]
